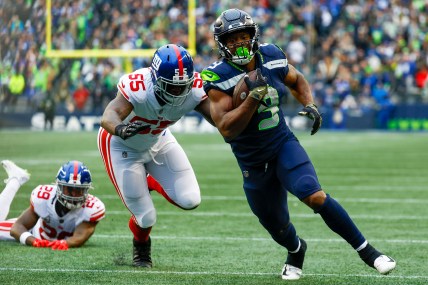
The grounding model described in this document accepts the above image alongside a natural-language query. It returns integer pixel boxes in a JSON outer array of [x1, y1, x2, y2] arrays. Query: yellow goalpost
[[45, 0, 196, 58]]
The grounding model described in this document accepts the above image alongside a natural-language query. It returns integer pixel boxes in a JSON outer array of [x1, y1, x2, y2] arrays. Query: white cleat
[[1, 160, 30, 186], [374, 255, 396, 275], [281, 264, 302, 280]]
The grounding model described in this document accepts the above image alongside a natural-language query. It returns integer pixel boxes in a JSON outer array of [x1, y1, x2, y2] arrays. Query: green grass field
[[0, 130, 427, 285]]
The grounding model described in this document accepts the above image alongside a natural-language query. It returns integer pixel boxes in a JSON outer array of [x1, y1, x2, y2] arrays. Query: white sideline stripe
[[6, 209, 425, 221], [104, 210, 426, 220], [0, 267, 426, 280], [55, 194, 428, 204], [197, 185, 428, 192], [13, 194, 428, 204], [92, 234, 428, 244]]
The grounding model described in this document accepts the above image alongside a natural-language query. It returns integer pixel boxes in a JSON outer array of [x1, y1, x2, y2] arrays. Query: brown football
[[232, 70, 258, 108]]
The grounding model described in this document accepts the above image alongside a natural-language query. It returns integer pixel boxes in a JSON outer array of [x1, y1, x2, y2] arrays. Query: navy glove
[[244, 68, 268, 101], [298, 103, 322, 135], [115, 121, 150, 140]]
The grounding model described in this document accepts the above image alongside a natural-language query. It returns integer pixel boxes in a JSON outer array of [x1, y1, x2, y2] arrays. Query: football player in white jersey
[[0, 160, 105, 250], [97, 44, 213, 268]]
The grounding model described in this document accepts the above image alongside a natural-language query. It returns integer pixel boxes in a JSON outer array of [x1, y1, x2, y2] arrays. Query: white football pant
[[98, 128, 201, 228]]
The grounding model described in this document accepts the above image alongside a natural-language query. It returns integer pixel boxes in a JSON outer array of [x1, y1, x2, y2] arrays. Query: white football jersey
[[114, 67, 207, 151], [30, 184, 105, 241]]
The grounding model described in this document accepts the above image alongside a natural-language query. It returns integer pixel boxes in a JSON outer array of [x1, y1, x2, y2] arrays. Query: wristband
[[19, 232, 33, 245]]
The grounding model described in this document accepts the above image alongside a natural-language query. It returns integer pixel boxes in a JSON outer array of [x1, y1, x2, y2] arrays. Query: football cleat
[[133, 237, 152, 268], [1, 160, 30, 186], [281, 264, 302, 280], [374, 255, 396, 275], [281, 238, 307, 280], [358, 243, 396, 274]]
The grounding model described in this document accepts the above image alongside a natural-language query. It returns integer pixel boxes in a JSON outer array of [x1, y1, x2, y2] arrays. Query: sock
[[316, 194, 365, 249], [0, 179, 21, 221], [128, 217, 152, 243], [358, 243, 382, 267]]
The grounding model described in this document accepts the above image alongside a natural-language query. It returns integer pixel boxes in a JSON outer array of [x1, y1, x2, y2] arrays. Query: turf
[[0, 130, 427, 285]]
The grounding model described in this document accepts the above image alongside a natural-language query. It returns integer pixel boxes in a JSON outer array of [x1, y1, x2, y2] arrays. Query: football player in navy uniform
[[201, 9, 395, 280], [0, 160, 105, 250]]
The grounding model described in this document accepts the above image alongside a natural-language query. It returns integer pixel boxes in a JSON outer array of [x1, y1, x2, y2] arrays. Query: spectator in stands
[[39, 92, 56, 131], [6, 67, 25, 112], [1, 0, 427, 130], [73, 82, 90, 112], [414, 63, 428, 101]]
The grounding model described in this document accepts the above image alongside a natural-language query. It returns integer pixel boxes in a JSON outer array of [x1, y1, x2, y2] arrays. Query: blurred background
[[1, 0, 427, 132]]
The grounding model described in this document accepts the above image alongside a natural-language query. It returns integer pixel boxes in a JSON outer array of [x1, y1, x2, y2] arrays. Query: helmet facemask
[[217, 31, 259, 65], [154, 72, 194, 106], [56, 161, 92, 210], [56, 183, 90, 210], [213, 9, 260, 65]]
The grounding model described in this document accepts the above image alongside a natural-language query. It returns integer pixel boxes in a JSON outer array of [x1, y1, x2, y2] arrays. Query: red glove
[[49, 240, 69, 251], [32, 238, 51, 248]]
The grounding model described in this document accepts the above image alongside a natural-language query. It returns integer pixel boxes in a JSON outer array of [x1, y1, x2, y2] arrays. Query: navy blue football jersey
[[202, 44, 294, 166]]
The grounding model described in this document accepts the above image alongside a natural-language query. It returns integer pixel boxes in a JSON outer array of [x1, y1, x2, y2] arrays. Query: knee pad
[[176, 192, 201, 210], [293, 174, 320, 199], [135, 208, 157, 228]]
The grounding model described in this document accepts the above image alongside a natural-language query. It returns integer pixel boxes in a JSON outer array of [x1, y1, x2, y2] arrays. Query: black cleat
[[133, 237, 152, 268], [282, 238, 307, 280]]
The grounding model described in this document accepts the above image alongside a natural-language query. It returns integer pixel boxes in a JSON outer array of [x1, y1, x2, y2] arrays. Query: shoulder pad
[[30, 185, 57, 217], [82, 194, 106, 223]]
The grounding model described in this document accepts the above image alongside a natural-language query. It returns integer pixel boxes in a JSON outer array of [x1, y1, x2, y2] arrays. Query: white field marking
[[95, 210, 426, 221], [5, 208, 425, 221], [92, 234, 428, 244], [0, 267, 427, 280], [13, 192, 428, 202], [197, 184, 428, 192], [122, 195, 428, 204], [6, 205, 427, 221]]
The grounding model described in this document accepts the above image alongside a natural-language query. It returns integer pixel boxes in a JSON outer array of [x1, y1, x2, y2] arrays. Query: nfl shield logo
[[243, 170, 249, 178]]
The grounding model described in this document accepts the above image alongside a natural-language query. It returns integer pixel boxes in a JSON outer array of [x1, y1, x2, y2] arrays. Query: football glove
[[244, 68, 268, 101], [49, 240, 69, 251], [298, 103, 322, 135], [32, 238, 51, 248], [115, 121, 150, 140]]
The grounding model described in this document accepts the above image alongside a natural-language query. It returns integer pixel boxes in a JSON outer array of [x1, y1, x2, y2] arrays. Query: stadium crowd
[[1, 0, 428, 129]]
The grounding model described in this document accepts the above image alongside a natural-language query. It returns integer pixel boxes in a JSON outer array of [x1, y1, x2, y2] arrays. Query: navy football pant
[[240, 139, 320, 251], [240, 138, 365, 251]]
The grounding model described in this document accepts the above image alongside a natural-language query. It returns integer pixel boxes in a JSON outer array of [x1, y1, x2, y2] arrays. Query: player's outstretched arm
[[285, 65, 322, 135], [65, 221, 98, 248], [10, 207, 40, 246]]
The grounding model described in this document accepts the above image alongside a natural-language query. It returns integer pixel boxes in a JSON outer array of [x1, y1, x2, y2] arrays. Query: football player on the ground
[[97, 44, 213, 268], [201, 8, 395, 280], [0, 160, 105, 250]]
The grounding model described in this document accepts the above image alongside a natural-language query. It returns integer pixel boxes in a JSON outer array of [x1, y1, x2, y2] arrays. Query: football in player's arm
[[0, 160, 105, 250]]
